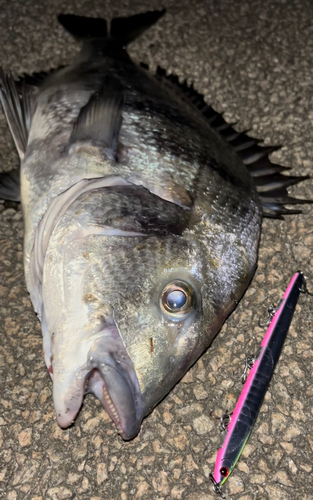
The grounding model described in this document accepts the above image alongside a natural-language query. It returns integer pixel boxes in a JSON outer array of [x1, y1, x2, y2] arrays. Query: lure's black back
[[218, 272, 304, 482]]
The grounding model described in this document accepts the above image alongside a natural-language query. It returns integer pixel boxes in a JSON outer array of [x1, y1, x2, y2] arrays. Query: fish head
[[108, 231, 255, 421], [44, 231, 207, 439], [42, 183, 260, 439]]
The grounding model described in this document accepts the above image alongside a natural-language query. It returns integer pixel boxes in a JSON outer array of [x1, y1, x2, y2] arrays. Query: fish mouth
[[86, 355, 142, 440], [53, 326, 143, 440]]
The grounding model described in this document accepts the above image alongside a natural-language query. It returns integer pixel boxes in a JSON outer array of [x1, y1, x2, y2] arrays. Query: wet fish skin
[[0, 11, 264, 439], [43, 183, 259, 430]]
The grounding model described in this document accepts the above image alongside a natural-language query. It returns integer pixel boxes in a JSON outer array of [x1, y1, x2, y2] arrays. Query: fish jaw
[[52, 326, 143, 440], [87, 333, 143, 440]]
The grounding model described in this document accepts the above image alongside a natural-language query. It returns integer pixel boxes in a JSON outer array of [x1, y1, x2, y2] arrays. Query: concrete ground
[[0, 0, 313, 499]]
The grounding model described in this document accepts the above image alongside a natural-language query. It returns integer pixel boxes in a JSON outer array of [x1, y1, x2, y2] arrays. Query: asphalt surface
[[0, 1, 313, 499]]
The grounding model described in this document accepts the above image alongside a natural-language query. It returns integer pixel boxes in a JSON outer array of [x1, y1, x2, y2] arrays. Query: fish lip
[[88, 355, 143, 440], [53, 324, 143, 437]]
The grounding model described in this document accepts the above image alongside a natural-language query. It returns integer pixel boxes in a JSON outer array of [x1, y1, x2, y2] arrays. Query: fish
[[0, 10, 310, 440]]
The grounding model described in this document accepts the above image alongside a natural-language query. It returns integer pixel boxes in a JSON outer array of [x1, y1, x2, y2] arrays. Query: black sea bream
[[0, 10, 309, 439]]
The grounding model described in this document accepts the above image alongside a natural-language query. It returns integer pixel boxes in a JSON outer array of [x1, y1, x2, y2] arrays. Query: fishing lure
[[209, 271, 304, 497]]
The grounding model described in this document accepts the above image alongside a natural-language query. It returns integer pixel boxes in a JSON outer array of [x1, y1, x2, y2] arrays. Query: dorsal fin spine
[[153, 65, 311, 218]]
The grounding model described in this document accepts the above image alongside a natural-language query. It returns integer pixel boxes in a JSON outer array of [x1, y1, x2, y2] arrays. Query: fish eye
[[160, 280, 194, 319], [167, 290, 187, 309]]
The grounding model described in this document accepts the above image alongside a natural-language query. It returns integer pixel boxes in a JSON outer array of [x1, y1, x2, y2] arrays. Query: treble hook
[[209, 474, 226, 499], [298, 273, 313, 296], [240, 355, 255, 384], [210, 410, 232, 434], [219, 410, 232, 434], [239, 347, 262, 384], [258, 299, 283, 328]]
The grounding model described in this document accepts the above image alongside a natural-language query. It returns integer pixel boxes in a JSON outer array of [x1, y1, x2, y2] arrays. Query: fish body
[[0, 11, 306, 439]]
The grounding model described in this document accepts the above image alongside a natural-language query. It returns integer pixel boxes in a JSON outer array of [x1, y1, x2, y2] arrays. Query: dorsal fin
[[151, 65, 311, 218], [0, 69, 36, 160], [70, 78, 123, 159]]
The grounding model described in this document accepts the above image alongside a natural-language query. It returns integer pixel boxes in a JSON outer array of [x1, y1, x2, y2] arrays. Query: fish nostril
[[150, 337, 154, 353]]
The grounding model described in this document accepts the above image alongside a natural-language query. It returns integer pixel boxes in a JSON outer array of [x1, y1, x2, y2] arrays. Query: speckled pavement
[[0, 1, 313, 499]]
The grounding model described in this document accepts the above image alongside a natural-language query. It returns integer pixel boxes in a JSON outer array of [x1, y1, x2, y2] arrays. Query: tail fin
[[110, 9, 165, 45], [58, 9, 165, 45], [58, 14, 108, 40]]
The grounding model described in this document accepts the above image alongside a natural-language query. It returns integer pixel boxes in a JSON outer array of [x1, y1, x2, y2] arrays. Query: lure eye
[[219, 466, 229, 478], [160, 280, 194, 319]]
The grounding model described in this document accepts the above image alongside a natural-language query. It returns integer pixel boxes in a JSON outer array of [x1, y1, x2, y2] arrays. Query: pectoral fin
[[70, 78, 123, 159]]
